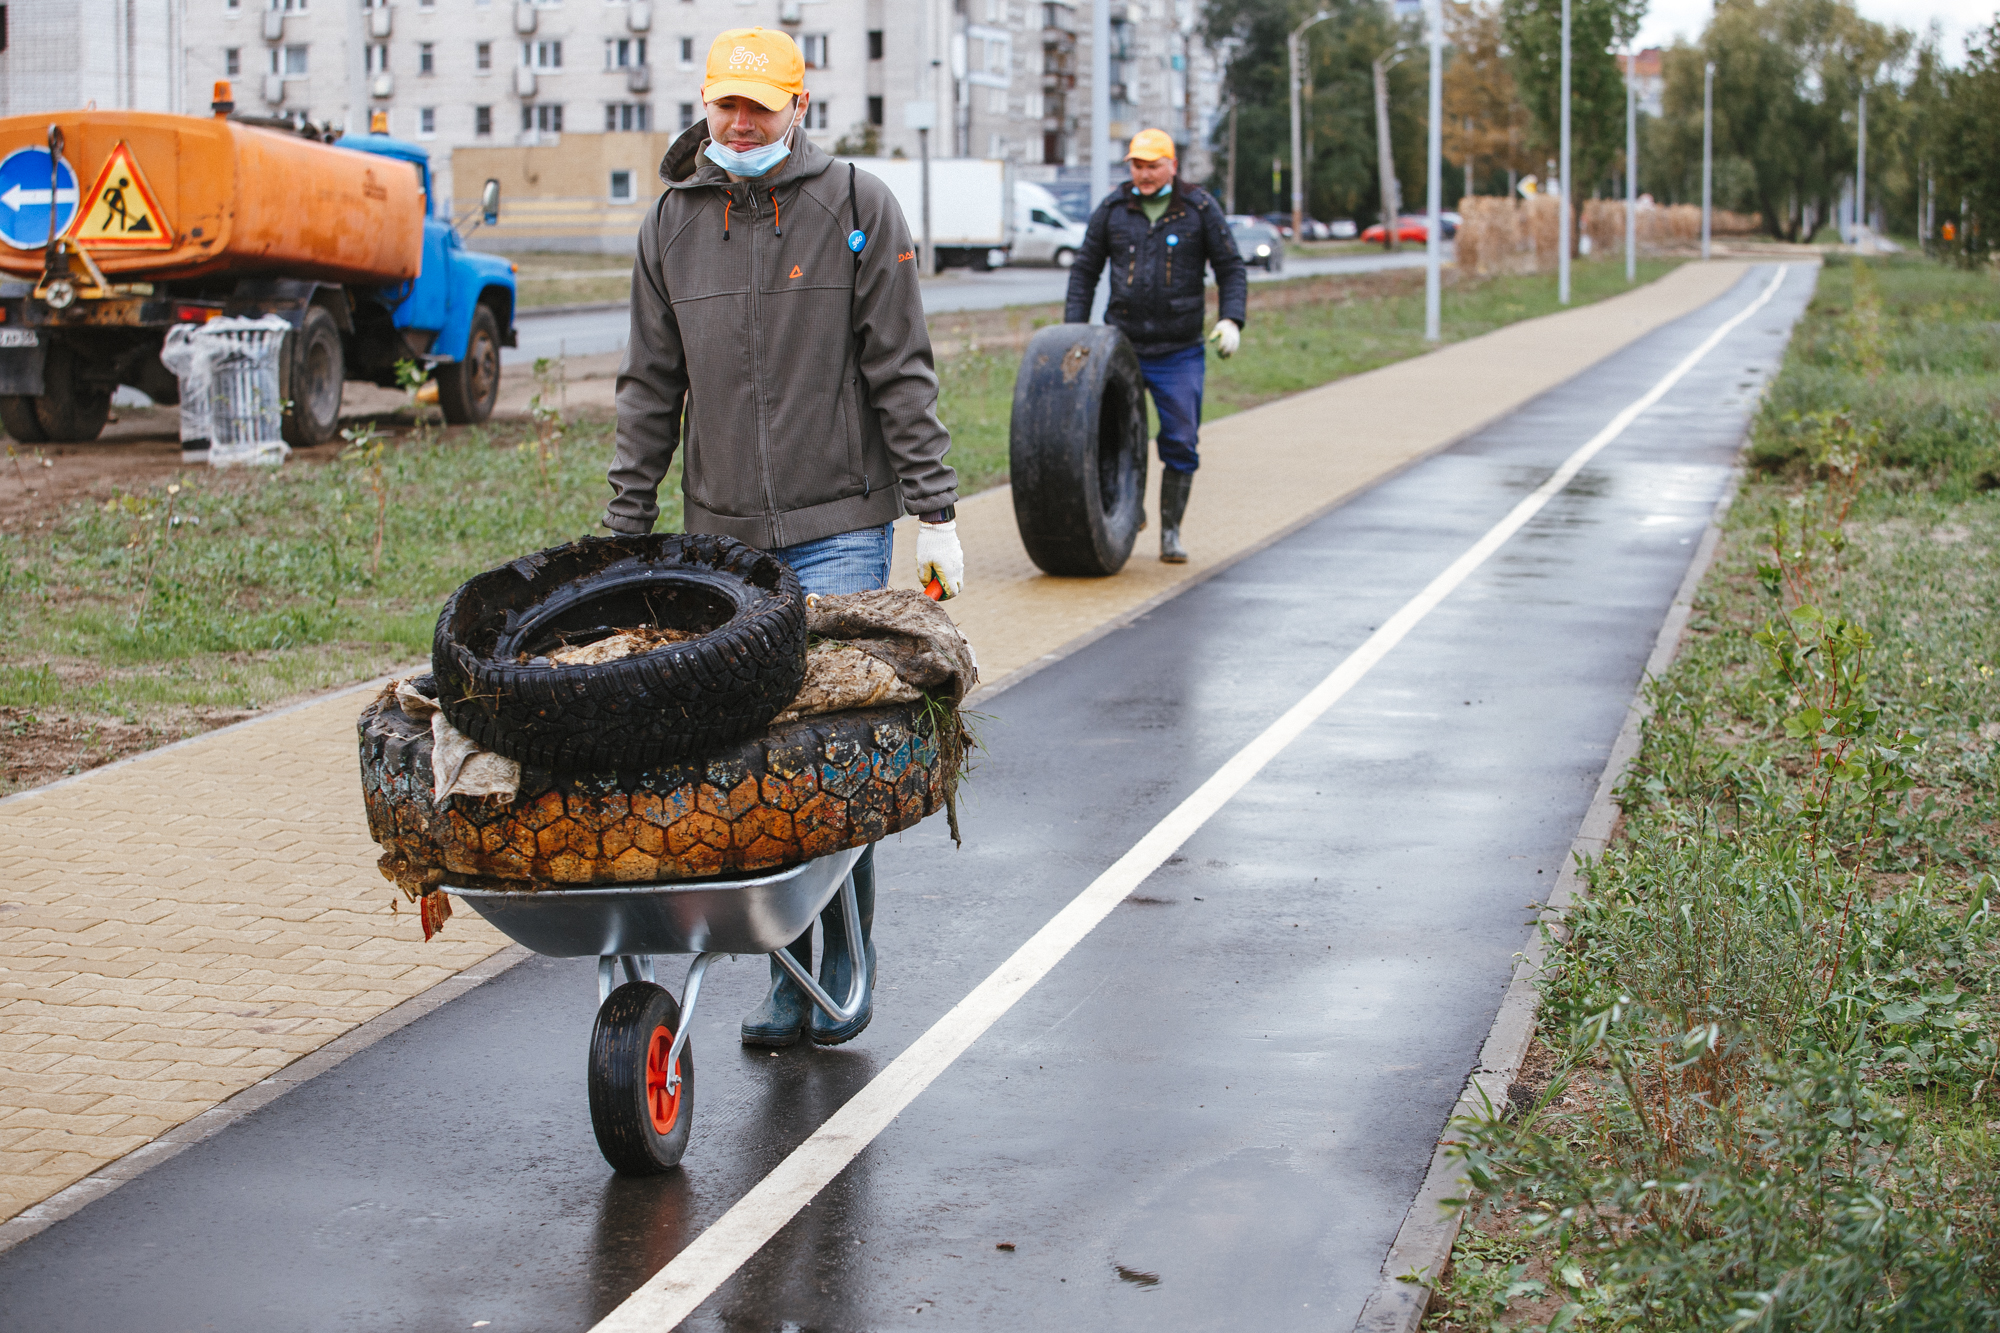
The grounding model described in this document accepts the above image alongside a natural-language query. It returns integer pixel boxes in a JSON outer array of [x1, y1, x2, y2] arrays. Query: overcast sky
[[1633, 0, 1994, 59]]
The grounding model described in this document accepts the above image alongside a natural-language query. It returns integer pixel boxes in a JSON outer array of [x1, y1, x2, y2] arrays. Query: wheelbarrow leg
[[659, 951, 722, 1097], [597, 954, 655, 1004], [770, 870, 872, 1026]]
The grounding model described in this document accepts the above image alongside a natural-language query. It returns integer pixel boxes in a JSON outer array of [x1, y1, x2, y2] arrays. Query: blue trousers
[[1138, 342, 1207, 475], [772, 522, 892, 596]]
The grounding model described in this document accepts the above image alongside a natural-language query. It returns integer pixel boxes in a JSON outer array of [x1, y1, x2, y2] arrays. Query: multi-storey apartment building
[[0, 0, 190, 118]]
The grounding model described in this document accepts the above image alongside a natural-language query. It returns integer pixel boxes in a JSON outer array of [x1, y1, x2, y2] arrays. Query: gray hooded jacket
[[604, 125, 959, 548]]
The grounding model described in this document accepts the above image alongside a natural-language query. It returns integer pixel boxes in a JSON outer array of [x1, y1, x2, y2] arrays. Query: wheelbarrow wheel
[[589, 981, 694, 1174]]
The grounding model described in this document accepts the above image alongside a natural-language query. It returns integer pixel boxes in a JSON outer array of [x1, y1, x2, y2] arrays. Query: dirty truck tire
[[433, 533, 808, 772], [590, 981, 693, 1174], [30, 343, 111, 443], [0, 397, 47, 444], [436, 305, 501, 426], [281, 305, 345, 449], [1008, 323, 1148, 577]]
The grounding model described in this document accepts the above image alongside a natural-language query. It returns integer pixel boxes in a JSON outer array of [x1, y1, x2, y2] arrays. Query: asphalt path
[[0, 263, 1813, 1331], [504, 249, 1434, 364]]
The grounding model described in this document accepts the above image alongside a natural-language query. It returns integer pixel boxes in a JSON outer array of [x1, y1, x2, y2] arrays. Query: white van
[[1013, 182, 1088, 268]]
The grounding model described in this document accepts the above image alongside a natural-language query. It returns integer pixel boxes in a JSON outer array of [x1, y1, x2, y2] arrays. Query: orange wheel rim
[[645, 1025, 681, 1135]]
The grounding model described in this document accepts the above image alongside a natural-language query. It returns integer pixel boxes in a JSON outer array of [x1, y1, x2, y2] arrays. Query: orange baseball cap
[[703, 28, 807, 110], [1125, 128, 1177, 161]]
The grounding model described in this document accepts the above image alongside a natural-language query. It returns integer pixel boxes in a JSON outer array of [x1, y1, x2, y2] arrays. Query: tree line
[[1203, 0, 1994, 254]]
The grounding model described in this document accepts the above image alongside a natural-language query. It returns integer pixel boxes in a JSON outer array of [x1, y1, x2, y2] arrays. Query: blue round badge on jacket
[[1166, 233, 1180, 246], [847, 229, 867, 253]]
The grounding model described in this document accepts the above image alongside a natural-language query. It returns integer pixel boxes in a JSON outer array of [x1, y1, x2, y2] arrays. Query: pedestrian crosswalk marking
[[75, 142, 174, 250]]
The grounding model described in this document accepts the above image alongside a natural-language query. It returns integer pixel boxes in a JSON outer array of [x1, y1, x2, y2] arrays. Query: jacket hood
[[659, 122, 837, 192]]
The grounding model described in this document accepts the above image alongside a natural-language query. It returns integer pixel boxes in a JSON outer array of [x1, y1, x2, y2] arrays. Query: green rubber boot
[[1159, 468, 1193, 564], [740, 931, 813, 1047]]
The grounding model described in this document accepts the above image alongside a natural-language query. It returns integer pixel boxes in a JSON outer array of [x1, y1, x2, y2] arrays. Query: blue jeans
[[1138, 342, 1207, 475], [772, 523, 893, 597]]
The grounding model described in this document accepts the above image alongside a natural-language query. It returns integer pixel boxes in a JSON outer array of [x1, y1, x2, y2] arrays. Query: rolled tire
[[436, 305, 501, 426], [30, 343, 111, 443], [359, 687, 953, 886], [0, 396, 47, 444], [1007, 323, 1148, 577], [281, 305, 345, 449], [432, 533, 808, 772]]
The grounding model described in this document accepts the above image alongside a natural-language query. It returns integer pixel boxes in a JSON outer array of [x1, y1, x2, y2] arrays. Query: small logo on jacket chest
[[1166, 233, 1180, 246]]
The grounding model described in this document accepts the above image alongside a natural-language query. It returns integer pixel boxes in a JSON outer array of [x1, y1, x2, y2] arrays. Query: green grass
[[1435, 256, 2000, 1331], [0, 255, 1678, 787]]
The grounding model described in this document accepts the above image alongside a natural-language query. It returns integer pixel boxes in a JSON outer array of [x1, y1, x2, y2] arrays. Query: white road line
[[590, 263, 1791, 1333]]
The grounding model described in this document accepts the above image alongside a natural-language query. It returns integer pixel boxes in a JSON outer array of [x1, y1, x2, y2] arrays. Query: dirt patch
[[0, 704, 255, 796]]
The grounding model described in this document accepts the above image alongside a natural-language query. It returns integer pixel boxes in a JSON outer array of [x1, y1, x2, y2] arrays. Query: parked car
[[1230, 219, 1286, 272], [1258, 210, 1295, 238], [1361, 216, 1432, 244], [1013, 182, 1088, 267], [1330, 218, 1359, 239], [1440, 210, 1462, 239]]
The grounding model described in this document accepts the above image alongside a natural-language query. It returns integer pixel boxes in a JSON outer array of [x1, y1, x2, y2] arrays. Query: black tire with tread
[[0, 396, 46, 444], [1007, 323, 1148, 577], [29, 343, 111, 443], [589, 981, 693, 1174], [433, 533, 808, 772], [436, 304, 501, 425], [281, 305, 346, 449]]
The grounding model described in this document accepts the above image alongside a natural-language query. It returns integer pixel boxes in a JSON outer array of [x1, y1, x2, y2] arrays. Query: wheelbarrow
[[448, 844, 869, 1174]]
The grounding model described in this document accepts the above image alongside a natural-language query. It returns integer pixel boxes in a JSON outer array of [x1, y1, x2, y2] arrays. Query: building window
[[274, 44, 308, 74], [867, 29, 882, 60], [604, 37, 645, 69], [475, 105, 493, 135], [988, 88, 1006, 115], [610, 169, 633, 202], [365, 43, 387, 73], [224, 47, 241, 75], [677, 101, 695, 130], [419, 42, 435, 74], [800, 33, 827, 68], [605, 101, 650, 131], [226, 0, 239, 9], [677, 36, 694, 66], [419, 0, 434, 8], [522, 103, 563, 133], [805, 100, 827, 130], [523, 40, 562, 69], [867, 95, 882, 126], [418, 107, 436, 137], [475, 41, 491, 71], [268, 0, 306, 11]]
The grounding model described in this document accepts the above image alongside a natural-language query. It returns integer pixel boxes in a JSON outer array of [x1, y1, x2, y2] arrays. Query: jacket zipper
[[745, 186, 782, 544]]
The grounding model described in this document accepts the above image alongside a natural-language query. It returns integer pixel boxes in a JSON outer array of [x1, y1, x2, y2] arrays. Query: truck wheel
[[1053, 247, 1076, 269], [30, 344, 111, 443], [1007, 324, 1148, 577], [436, 305, 501, 426], [281, 306, 345, 449], [0, 398, 47, 444]]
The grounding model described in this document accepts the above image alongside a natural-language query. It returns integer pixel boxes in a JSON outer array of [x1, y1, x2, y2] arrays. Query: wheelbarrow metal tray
[[448, 846, 864, 957]]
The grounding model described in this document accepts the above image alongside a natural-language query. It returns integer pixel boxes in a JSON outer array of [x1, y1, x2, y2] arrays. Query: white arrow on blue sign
[[0, 148, 81, 251]]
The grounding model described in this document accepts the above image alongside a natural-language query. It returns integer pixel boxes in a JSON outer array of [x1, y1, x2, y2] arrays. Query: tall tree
[[1443, 0, 1538, 194], [1933, 20, 2000, 261], [1501, 0, 1646, 223]]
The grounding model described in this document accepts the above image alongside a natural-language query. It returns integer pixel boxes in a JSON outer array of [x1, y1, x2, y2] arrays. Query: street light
[[1855, 81, 1869, 253], [1288, 9, 1333, 241], [1558, 0, 1571, 304], [1701, 61, 1713, 260], [1624, 42, 1636, 284], [1423, 0, 1444, 342]]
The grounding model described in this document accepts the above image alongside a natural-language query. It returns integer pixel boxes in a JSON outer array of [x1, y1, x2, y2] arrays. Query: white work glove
[[916, 519, 964, 600], [1208, 318, 1241, 359]]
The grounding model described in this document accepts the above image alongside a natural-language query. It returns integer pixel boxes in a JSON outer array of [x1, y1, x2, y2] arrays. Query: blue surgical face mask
[[704, 108, 799, 178]]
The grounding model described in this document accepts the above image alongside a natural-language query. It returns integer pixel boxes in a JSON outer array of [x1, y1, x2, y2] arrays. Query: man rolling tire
[[1064, 128, 1248, 564]]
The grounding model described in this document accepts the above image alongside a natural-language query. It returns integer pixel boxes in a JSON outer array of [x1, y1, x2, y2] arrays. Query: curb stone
[[1350, 473, 1742, 1333]]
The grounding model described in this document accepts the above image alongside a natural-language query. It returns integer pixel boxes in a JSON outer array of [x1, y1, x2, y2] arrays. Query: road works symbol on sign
[[0, 147, 80, 250], [75, 142, 173, 249]]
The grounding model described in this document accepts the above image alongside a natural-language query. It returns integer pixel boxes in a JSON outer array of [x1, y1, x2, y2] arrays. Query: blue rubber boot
[[810, 846, 876, 1046], [740, 931, 812, 1047]]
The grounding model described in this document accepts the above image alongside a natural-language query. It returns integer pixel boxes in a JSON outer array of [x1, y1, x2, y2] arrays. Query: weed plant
[[1440, 256, 2000, 1331]]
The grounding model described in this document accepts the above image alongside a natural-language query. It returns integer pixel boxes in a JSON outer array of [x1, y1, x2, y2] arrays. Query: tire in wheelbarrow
[[1007, 323, 1148, 577], [590, 981, 693, 1174], [433, 533, 807, 772]]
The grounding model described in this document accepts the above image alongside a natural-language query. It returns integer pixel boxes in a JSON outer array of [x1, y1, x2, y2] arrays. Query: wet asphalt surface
[[0, 264, 1814, 1331]]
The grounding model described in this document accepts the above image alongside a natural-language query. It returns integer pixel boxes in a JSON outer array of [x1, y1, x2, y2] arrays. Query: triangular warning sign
[[75, 142, 173, 250], [789, 265, 803, 279]]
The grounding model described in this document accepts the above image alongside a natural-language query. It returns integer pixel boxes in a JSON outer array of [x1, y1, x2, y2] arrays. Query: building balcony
[[368, 7, 392, 38], [625, 64, 651, 92], [514, 65, 538, 97], [371, 72, 394, 98]]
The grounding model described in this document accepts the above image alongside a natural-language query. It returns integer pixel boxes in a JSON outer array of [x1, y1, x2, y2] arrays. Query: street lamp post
[[1558, 0, 1571, 304], [1424, 0, 1444, 341], [1855, 82, 1868, 253], [1625, 43, 1636, 284], [1090, 0, 1111, 224], [1288, 10, 1333, 241], [1701, 61, 1713, 260]]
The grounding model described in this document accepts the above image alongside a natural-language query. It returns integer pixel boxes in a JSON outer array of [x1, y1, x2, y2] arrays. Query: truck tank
[[0, 110, 423, 286]]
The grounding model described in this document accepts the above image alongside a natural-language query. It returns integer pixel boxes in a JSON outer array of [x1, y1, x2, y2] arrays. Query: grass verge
[[1, 256, 1673, 794], [1425, 256, 2000, 1329]]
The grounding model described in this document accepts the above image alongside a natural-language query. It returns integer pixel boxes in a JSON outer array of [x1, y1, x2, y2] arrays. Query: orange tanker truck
[[0, 86, 516, 446]]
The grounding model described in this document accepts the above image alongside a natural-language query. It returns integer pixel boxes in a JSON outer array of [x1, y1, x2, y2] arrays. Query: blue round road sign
[[0, 148, 81, 251]]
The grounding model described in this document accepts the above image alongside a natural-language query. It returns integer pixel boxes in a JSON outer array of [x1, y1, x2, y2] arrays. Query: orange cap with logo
[[703, 28, 808, 110], [1125, 128, 1178, 162]]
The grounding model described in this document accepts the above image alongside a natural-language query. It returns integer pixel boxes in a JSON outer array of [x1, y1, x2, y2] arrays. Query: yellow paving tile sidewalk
[[0, 260, 1753, 1226]]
